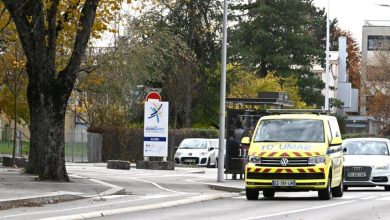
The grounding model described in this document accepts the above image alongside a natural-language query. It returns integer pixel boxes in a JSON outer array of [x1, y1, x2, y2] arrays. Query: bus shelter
[[225, 92, 294, 179]]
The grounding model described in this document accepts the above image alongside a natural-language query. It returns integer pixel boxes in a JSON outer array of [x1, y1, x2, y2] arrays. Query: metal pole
[[218, 0, 228, 182], [325, 0, 330, 110]]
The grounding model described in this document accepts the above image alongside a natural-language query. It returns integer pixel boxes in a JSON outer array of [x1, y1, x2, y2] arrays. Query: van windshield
[[254, 119, 324, 143], [179, 139, 207, 149]]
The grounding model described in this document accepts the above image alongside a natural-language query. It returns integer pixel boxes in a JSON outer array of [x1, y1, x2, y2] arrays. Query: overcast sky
[[95, 1, 390, 49], [313, 0, 390, 49]]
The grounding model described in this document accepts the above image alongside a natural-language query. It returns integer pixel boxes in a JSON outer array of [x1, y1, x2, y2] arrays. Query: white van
[[174, 138, 217, 167]]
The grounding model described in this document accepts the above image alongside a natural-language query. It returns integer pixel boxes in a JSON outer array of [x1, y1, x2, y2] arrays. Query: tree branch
[[0, 13, 11, 32], [47, 0, 59, 71], [57, 0, 99, 95], [2, 0, 34, 64]]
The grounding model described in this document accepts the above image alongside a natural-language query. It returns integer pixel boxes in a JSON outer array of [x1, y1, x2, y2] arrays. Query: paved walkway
[[0, 163, 244, 210]]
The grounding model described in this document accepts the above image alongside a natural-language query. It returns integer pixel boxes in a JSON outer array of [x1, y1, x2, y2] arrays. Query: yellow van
[[243, 110, 344, 200]]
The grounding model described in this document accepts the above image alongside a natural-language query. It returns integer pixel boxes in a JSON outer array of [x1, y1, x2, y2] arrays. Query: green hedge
[[88, 127, 219, 162], [342, 133, 388, 139]]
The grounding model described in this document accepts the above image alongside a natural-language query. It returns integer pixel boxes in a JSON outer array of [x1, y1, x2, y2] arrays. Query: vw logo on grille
[[280, 158, 289, 166], [352, 167, 362, 171]]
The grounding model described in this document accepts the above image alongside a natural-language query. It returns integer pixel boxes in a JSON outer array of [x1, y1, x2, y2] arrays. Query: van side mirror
[[209, 147, 215, 151], [241, 137, 251, 145], [330, 137, 342, 146]]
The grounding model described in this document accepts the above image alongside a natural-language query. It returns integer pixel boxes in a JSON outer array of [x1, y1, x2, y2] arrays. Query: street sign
[[146, 92, 162, 101], [144, 101, 169, 157]]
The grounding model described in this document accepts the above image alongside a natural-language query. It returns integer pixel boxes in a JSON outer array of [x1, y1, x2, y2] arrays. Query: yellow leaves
[[228, 69, 307, 108], [12, 60, 24, 68], [78, 72, 106, 90], [229, 70, 281, 98]]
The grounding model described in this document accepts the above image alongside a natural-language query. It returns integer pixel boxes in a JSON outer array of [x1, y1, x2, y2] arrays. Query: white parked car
[[174, 138, 217, 167], [343, 138, 390, 191], [209, 138, 226, 164]]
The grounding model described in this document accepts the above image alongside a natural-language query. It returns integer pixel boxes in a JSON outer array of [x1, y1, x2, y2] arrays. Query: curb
[[86, 179, 126, 197], [0, 192, 83, 210], [207, 183, 245, 193], [41, 194, 230, 220], [185, 179, 245, 193]]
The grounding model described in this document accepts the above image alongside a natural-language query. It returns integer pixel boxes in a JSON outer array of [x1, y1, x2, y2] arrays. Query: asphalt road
[[1, 164, 390, 220], [97, 188, 390, 220]]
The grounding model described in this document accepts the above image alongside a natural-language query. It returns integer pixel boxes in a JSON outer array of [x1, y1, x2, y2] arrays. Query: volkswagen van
[[243, 110, 344, 200]]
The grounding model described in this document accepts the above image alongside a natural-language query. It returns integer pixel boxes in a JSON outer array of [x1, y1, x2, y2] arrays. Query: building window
[[368, 35, 390, 51]]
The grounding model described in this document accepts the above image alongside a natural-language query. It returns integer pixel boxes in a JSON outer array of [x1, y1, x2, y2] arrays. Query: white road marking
[[242, 200, 357, 220], [361, 196, 377, 200], [124, 177, 187, 195], [232, 196, 247, 199], [376, 196, 390, 200]]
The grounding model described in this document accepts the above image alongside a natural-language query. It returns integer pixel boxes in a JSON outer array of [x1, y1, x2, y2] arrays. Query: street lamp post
[[218, 0, 228, 182], [325, 0, 330, 111]]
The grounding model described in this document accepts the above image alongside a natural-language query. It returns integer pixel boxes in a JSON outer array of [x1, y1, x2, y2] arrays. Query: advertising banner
[[144, 101, 169, 157]]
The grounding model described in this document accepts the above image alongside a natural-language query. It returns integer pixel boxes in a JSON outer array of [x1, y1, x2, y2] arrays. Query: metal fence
[[65, 132, 102, 162], [0, 127, 29, 156], [0, 127, 102, 163]]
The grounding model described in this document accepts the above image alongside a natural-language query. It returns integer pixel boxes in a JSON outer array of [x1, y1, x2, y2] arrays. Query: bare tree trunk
[[184, 61, 193, 128], [11, 90, 17, 167]]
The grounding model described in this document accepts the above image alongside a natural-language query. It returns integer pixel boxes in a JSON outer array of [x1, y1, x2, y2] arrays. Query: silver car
[[343, 138, 390, 191]]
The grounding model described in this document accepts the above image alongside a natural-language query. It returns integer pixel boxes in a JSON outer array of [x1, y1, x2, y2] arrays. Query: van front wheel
[[318, 176, 331, 200], [331, 178, 344, 197], [246, 188, 259, 200]]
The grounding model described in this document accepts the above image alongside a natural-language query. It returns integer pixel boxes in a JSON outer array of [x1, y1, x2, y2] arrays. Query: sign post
[[143, 92, 168, 162]]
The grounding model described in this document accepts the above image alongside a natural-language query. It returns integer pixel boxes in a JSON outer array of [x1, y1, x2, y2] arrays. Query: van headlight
[[308, 156, 326, 165], [248, 156, 261, 164], [375, 164, 390, 170]]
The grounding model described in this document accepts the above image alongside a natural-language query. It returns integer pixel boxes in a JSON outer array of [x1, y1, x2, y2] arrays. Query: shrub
[[88, 127, 219, 162]]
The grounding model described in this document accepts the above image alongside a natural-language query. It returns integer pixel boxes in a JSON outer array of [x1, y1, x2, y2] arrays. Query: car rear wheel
[[385, 186, 390, 191], [318, 176, 331, 200], [331, 178, 344, 197], [246, 188, 259, 200], [262, 189, 275, 198]]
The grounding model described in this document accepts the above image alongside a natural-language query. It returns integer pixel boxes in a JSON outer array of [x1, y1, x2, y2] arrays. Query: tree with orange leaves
[[330, 21, 361, 89], [0, 0, 124, 181]]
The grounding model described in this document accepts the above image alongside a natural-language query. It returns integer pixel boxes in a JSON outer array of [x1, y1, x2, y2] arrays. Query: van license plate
[[347, 172, 366, 178], [272, 180, 296, 187]]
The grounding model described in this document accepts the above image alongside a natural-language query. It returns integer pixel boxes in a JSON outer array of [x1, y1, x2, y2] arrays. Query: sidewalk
[[0, 166, 116, 210], [0, 163, 244, 210]]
